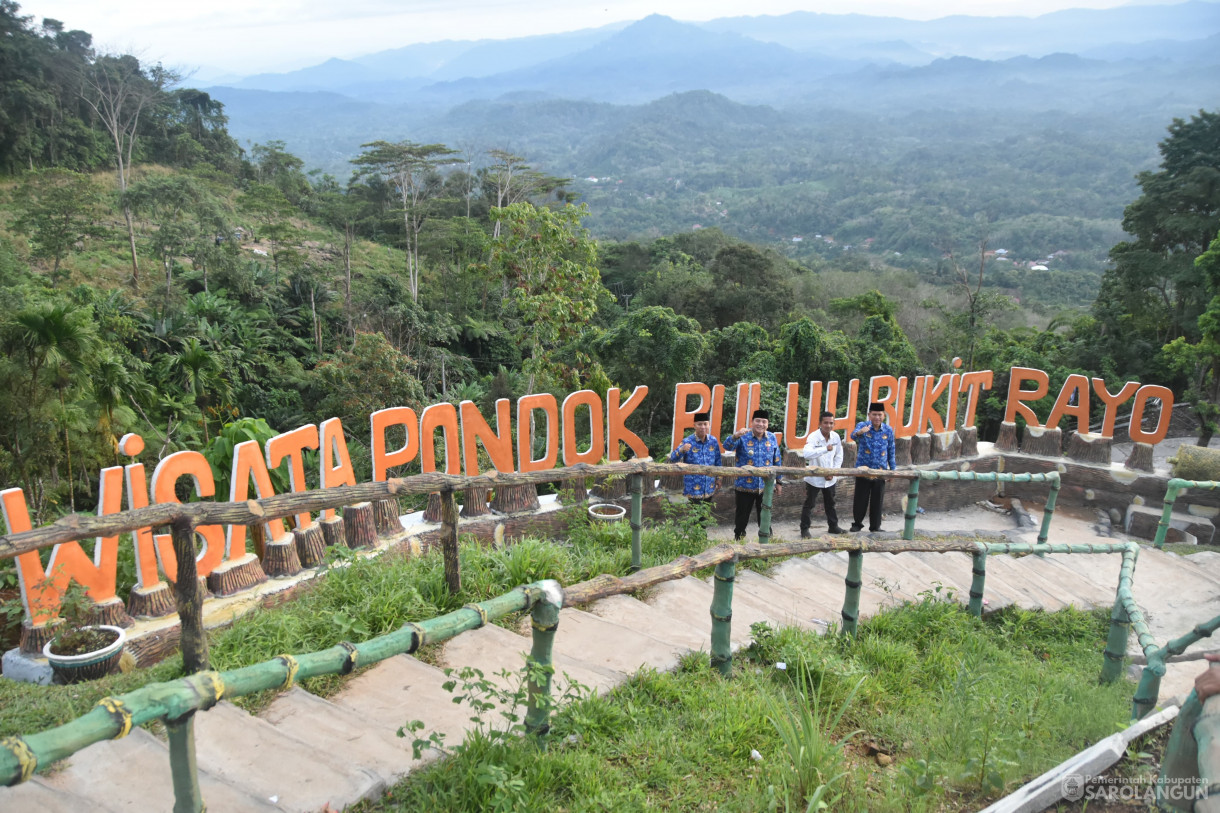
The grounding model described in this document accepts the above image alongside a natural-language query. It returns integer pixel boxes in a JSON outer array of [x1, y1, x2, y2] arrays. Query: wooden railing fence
[[0, 461, 1209, 811]]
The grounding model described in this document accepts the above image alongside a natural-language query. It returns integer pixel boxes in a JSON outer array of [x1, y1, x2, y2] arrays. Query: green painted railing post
[[841, 550, 864, 637], [1132, 665, 1163, 720], [710, 555, 737, 676], [629, 474, 643, 573], [968, 549, 987, 617], [1100, 596, 1130, 684], [1154, 480, 1185, 549], [903, 478, 920, 540], [166, 714, 204, 813], [758, 476, 775, 544], [1036, 473, 1060, 546], [525, 580, 563, 735]]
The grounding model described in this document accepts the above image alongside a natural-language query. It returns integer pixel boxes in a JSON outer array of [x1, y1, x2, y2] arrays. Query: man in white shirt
[[800, 410, 846, 538]]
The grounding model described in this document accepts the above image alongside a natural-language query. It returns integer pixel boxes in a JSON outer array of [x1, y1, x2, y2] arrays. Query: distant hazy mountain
[[206, 1, 1219, 173], [702, 1, 1220, 59]]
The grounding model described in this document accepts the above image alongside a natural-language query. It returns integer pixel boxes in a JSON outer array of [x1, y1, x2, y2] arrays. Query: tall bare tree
[[79, 54, 177, 285], [353, 140, 460, 302]]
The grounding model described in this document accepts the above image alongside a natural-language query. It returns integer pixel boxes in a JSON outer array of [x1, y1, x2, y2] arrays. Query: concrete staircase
[[4, 515, 1220, 812]]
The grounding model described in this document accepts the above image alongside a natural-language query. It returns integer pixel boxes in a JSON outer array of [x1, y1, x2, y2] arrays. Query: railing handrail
[[1, 460, 1043, 560], [0, 529, 1121, 790]]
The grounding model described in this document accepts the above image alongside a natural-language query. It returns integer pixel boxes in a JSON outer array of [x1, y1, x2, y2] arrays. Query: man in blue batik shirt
[[850, 401, 896, 532], [723, 409, 784, 540], [668, 411, 722, 503]]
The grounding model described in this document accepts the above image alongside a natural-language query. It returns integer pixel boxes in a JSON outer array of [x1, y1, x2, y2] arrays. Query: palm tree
[[166, 337, 232, 442], [91, 353, 149, 463], [7, 302, 98, 509]]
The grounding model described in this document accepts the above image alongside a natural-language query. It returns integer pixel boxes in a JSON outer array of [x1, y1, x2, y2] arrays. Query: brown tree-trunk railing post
[[460, 486, 491, 517], [293, 523, 326, 568], [441, 489, 461, 595], [424, 492, 443, 522], [343, 502, 377, 549], [958, 426, 979, 457], [170, 517, 209, 675], [262, 533, 302, 578], [629, 474, 643, 572], [894, 436, 913, 467], [1067, 432, 1112, 465], [1125, 442, 1155, 472], [994, 421, 1019, 452], [490, 483, 541, 514], [320, 515, 345, 548], [372, 499, 400, 537], [1022, 425, 1062, 457]]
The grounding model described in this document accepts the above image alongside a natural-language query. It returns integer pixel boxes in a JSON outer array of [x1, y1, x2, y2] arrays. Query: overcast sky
[[19, 0, 1168, 75]]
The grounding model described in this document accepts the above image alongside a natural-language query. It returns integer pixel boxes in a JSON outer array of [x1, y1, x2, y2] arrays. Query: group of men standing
[[667, 403, 897, 540]]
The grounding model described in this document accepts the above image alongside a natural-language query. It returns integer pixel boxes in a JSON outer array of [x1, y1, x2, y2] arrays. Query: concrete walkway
[[2, 505, 1217, 812]]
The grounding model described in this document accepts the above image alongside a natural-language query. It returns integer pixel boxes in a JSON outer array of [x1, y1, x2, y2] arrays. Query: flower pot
[[588, 503, 626, 523], [43, 625, 126, 684]]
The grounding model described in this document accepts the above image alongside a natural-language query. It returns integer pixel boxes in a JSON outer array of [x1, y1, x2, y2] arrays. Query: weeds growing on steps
[[351, 591, 1130, 813]]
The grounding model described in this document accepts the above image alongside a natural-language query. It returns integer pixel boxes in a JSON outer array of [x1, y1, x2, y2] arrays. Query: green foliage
[[313, 332, 426, 437], [1095, 110, 1220, 378], [11, 168, 106, 277], [490, 202, 602, 392]]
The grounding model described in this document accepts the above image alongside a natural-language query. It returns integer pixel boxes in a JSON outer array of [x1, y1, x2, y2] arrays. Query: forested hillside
[[1, 1, 1218, 538]]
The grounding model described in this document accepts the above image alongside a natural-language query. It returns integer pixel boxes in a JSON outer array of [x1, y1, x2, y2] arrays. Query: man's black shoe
[[849, 523, 863, 532], [829, 526, 846, 535], [870, 527, 883, 533], [800, 529, 811, 539]]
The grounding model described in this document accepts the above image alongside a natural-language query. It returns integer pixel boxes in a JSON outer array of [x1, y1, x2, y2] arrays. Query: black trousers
[[852, 476, 885, 531], [734, 490, 764, 539], [800, 483, 838, 532]]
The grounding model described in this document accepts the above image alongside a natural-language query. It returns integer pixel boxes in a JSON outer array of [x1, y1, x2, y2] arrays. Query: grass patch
[[353, 598, 1130, 813]]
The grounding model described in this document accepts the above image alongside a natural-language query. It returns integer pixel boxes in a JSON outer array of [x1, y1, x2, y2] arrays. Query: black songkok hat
[[868, 402, 886, 413], [693, 411, 711, 422], [752, 409, 770, 420]]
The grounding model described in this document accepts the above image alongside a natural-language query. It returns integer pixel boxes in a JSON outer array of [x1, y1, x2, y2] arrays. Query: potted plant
[[41, 581, 126, 684]]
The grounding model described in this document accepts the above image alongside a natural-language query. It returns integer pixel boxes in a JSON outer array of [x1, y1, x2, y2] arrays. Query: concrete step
[[329, 654, 481, 756], [803, 552, 913, 609], [587, 593, 710, 653], [0, 772, 122, 812], [767, 557, 890, 622], [0, 727, 281, 812], [194, 700, 385, 812], [905, 551, 1018, 610], [1126, 503, 1215, 545], [728, 568, 838, 632], [1005, 554, 1116, 610], [641, 576, 759, 648], [440, 620, 626, 696], [259, 687, 412, 786], [552, 607, 690, 675], [980, 554, 1074, 612]]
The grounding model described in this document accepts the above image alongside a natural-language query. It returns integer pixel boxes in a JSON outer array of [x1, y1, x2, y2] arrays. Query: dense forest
[[0, 1, 1218, 543]]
